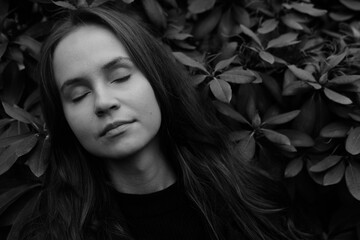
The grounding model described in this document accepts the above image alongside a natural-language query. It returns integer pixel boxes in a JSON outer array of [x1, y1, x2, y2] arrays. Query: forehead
[[52, 24, 130, 88]]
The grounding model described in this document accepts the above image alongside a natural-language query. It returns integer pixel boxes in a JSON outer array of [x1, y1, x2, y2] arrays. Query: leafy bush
[[1, 0, 360, 239]]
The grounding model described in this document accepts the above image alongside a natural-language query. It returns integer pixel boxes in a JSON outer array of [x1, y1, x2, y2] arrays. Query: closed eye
[[111, 75, 131, 83], [71, 92, 90, 103]]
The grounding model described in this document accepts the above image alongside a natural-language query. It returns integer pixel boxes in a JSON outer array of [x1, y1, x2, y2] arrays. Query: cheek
[[147, 105, 162, 129], [141, 91, 162, 129], [63, 106, 92, 139], [131, 78, 162, 128]]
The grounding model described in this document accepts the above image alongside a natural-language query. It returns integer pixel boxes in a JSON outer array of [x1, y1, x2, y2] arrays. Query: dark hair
[[20, 6, 307, 240]]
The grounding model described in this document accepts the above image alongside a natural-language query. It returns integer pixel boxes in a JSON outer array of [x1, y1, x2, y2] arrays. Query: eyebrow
[[59, 57, 132, 94]]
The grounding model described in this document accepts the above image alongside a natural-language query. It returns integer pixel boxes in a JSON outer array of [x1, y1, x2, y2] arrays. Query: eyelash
[[71, 92, 89, 103], [71, 75, 131, 103], [111, 75, 131, 83]]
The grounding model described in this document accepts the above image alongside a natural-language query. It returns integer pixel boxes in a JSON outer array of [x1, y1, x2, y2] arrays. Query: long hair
[[20, 6, 306, 240]]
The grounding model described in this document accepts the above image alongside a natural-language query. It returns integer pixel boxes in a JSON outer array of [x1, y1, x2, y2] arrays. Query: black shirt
[[113, 182, 213, 240]]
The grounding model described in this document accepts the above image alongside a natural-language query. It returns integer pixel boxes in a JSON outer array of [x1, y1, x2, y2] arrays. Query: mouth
[[99, 120, 134, 138]]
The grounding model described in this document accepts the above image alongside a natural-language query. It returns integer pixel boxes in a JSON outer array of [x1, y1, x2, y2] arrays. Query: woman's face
[[52, 24, 162, 160]]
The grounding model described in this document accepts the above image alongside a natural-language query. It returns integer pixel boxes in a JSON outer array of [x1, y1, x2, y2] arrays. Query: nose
[[94, 87, 120, 117]]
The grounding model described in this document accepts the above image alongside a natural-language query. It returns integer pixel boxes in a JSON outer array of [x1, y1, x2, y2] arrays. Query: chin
[[92, 145, 143, 160]]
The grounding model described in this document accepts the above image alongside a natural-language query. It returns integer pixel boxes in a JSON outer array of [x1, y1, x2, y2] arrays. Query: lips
[[99, 120, 134, 137]]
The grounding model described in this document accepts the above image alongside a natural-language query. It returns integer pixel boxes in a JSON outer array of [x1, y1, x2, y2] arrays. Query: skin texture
[[53, 24, 175, 193]]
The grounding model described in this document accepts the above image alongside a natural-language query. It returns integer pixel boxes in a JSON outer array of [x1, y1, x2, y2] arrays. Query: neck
[[106, 138, 176, 194]]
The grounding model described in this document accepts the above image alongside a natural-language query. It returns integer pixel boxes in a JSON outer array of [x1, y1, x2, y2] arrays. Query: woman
[[19, 5, 307, 240]]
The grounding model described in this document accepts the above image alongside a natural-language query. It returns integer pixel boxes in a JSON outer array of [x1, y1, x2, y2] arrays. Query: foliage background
[[1, 0, 360, 239]]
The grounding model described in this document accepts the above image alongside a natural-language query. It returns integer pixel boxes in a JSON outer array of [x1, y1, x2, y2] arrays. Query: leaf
[[346, 127, 360, 155], [0, 147, 18, 175], [310, 155, 343, 172], [349, 113, 360, 122], [245, 92, 256, 121], [172, 52, 208, 73], [251, 71, 263, 84], [2, 102, 39, 125], [164, 26, 181, 39], [278, 144, 297, 152], [232, 6, 250, 27], [274, 56, 291, 64], [25, 136, 49, 177], [240, 25, 263, 48], [52, 0, 76, 9], [0, 0, 9, 20], [342, 82, 360, 92], [323, 161, 345, 186], [0, 134, 38, 175], [324, 51, 347, 73], [345, 160, 360, 200], [263, 110, 300, 125], [286, 2, 327, 17], [7, 47, 24, 65], [278, 129, 315, 147], [0, 118, 15, 130], [284, 157, 303, 178], [320, 122, 350, 138], [188, 0, 216, 14], [15, 35, 41, 61], [214, 55, 237, 72], [192, 74, 207, 85], [0, 184, 39, 215], [90, 0, 114, 7], [0, 133, 33, 148], [281, 14, 304, 30], [24, 88, 41, 111], [319, 72, 328, 84], [76, 0, 88, 7], [0, 34, 8, 59], [173, 40, 196, 50], [282, 80, 312, 96], [236, 134, 256, 162], [307, 161, 325, 185], [288, 65, 316, 82], [230, 130, 252, 142], [258, 19, 279, 34], [142, 0, 167, 29], [218, 67, 258, 84], [329, 75, 360, 84], [266, 32, 299, 49], [161, 0, 177, 7], [193, 7, 222, 39], [15, 134, 38, 157], [262, 129, 291, 146], [329, 12, 354, 21], [261, 74, 282, 103], [264, 108, 282, 125], [309, 82, 323, 90], [0, 61, 24, 106], [0, 42, 7, 59], [323, 88, 352, 105], [166, 32, 192, 41], [259, 51, 275, 64], [340, 0, 360, 11], [218, 42, 238, 60], [212, 101, 250, 125], [328, 103, 352, 119], [209, 78, 232, 103], [294, 95, 327, 135], [251, 113, 261, 128], [218, 9, 233, 37]]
